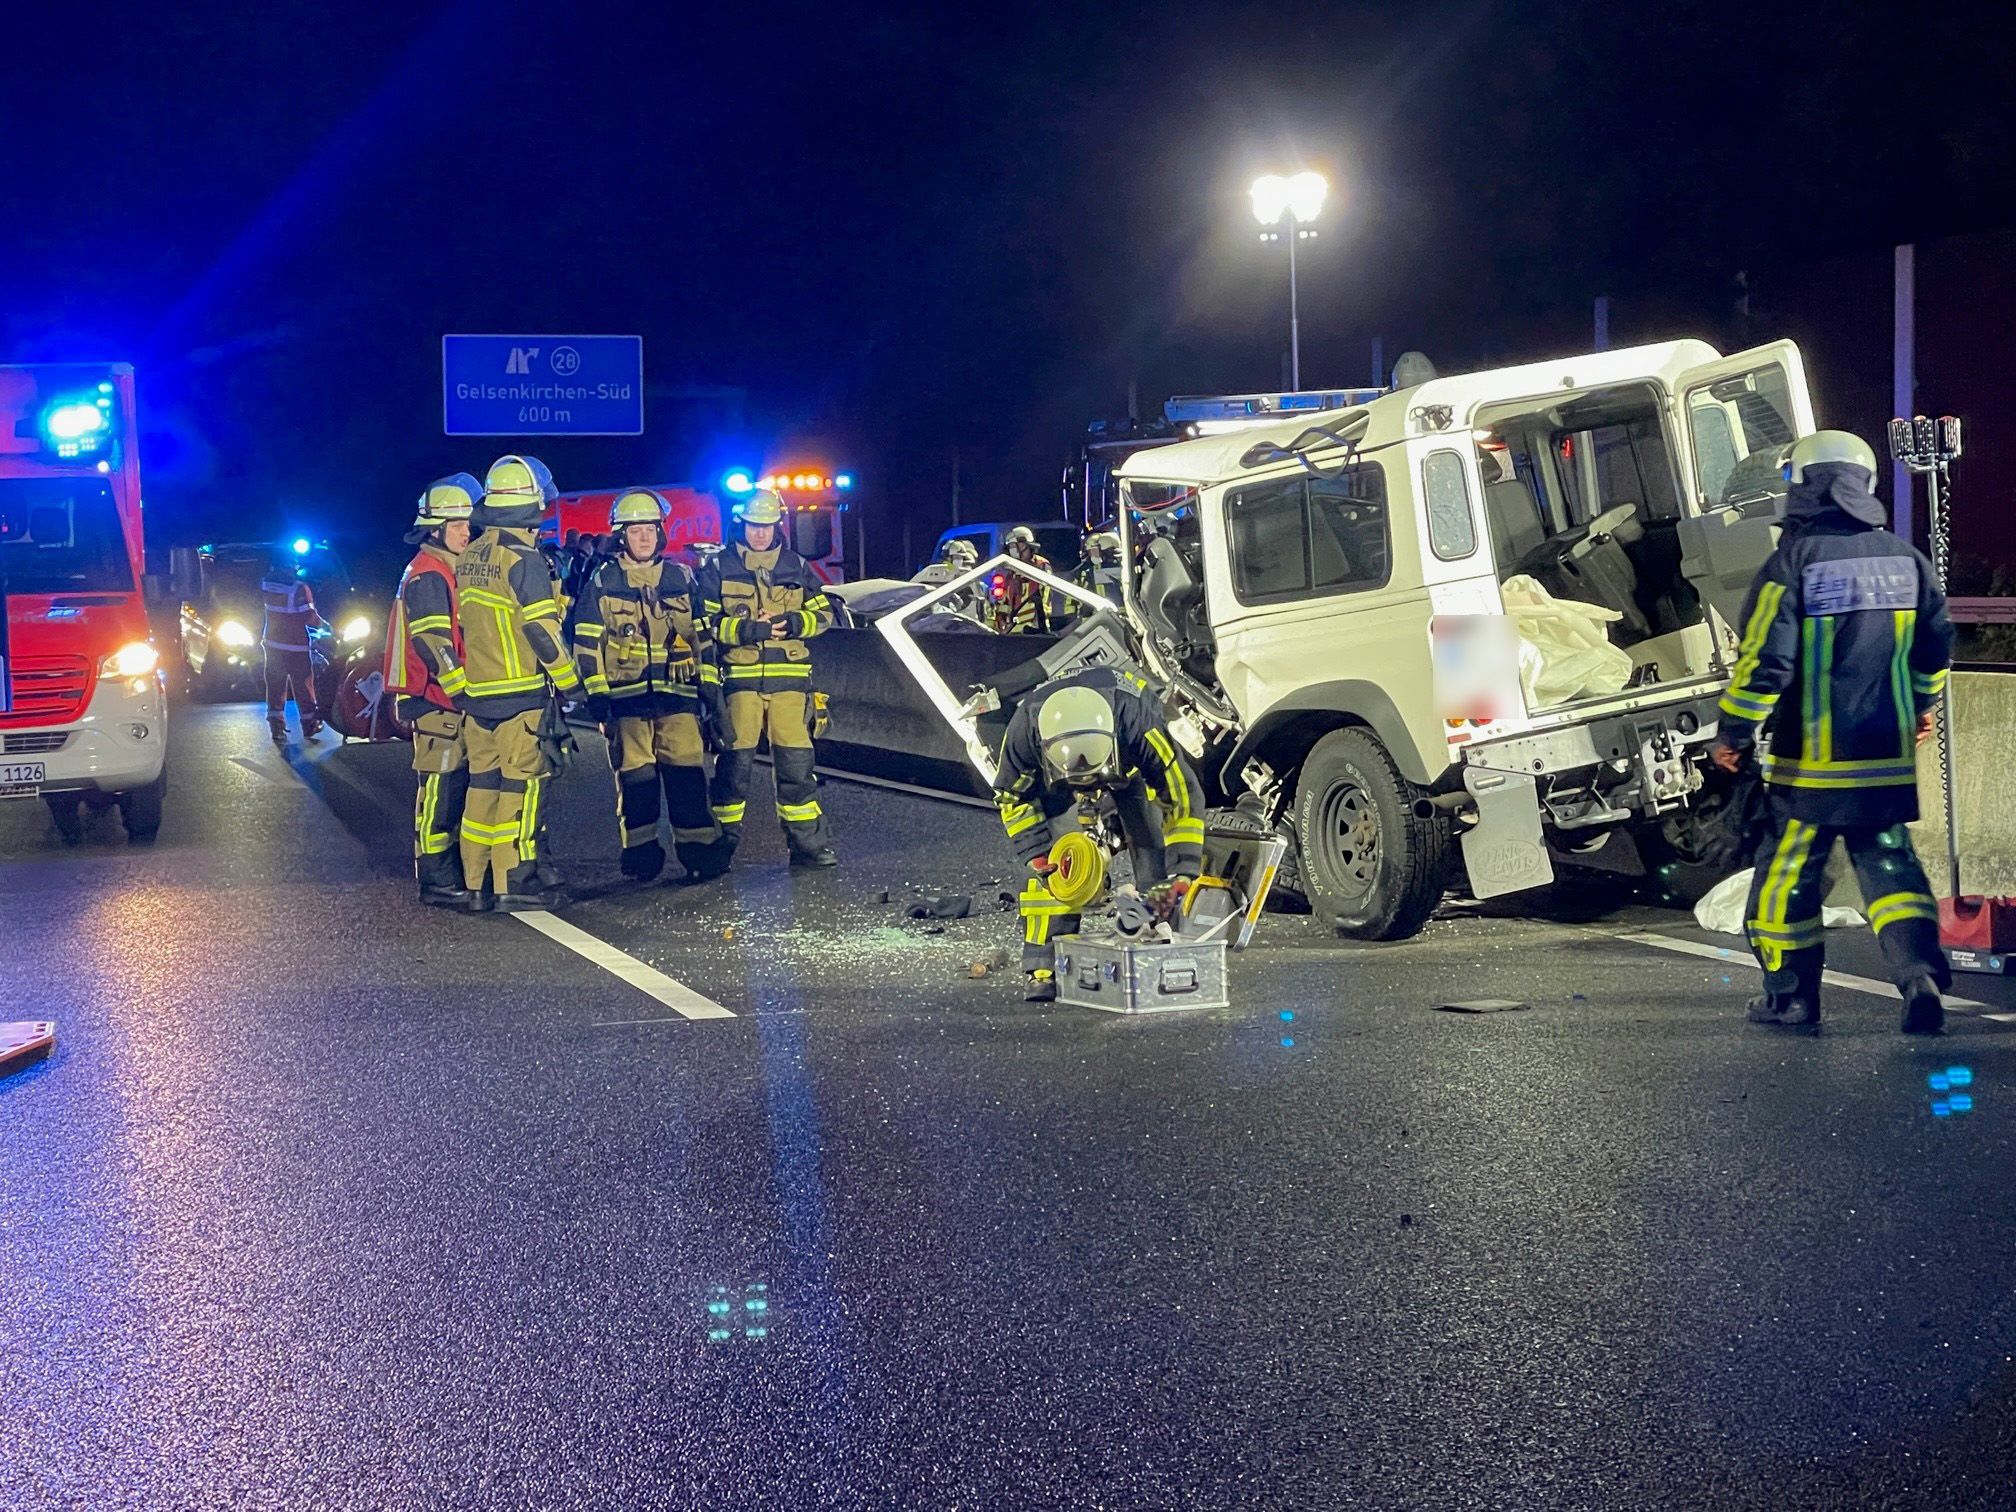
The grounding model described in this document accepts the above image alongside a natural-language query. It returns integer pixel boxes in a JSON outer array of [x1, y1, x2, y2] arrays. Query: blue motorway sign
[[442, 334, 643, 436]]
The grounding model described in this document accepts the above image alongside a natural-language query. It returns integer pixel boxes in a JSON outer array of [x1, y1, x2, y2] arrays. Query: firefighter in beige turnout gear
[[574, 489, 730, 883], [384, 473, 478, 906], [696, 489, 838, 868], [453, 454, 580, 911]]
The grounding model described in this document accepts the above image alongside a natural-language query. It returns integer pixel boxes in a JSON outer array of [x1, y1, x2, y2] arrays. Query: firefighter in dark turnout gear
[[574, 490, 730, 883], [994, 667, 1205, 1001], [261, 550, 330, 740], [385, 474, 478, 906], [453, 454, 581, 911], [1712, 430, 1956, 1033], [697, 489, 837, 868]]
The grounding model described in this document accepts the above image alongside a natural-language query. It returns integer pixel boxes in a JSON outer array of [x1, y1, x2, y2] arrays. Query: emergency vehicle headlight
[[340, 615, 372, 643], [100, 642, 160, 679], [217, 619, 256, 647]]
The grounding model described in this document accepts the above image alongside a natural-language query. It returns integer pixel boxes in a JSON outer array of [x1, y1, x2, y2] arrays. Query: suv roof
[[1116, 338, 1725, 488]]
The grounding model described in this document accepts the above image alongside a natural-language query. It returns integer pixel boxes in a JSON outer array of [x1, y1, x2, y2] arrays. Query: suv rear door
[[1670, 341, 1815, 633]]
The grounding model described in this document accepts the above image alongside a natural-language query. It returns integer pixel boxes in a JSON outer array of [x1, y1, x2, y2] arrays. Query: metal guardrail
[[1951, 597, 2016, 625]]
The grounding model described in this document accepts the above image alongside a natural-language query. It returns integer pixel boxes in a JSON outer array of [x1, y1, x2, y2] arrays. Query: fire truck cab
[[0, 363, 167, 843]]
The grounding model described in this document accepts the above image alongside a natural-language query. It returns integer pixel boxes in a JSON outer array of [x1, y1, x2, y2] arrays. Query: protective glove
[[667, 654, 699, 684], [1146, 876, 1193, 923], [737, 615, 775, 643]]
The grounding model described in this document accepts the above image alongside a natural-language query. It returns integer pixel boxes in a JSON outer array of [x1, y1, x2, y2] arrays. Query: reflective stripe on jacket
[[697, 544, 834, 693], [573, 554, 715, 710], [261, 577, 325, 651], [452, 527, 580, 717], [1717, 517, 1955, 826], [384, 545, 464, 711]]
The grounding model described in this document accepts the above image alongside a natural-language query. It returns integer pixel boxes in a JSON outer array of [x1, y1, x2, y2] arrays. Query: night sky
[[7, 0, 2013, 577]]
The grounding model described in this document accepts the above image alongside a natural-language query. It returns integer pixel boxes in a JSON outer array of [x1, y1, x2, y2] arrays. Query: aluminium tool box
[[1053, 935, 1229, 1014]]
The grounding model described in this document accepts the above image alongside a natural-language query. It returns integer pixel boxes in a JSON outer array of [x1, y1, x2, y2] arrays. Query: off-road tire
[[1293, 727, 1451, 940]]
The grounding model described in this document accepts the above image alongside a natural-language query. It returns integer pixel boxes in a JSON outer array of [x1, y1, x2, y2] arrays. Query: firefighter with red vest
[[261, 548, 330, 740], [384, 474, 478, 906]]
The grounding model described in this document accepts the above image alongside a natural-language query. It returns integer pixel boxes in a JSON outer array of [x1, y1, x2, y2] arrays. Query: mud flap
[[1460, 768, 1554, 900]]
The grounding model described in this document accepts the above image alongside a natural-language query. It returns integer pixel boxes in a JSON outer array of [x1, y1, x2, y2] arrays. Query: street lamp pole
[[1287, 221, 1301, 391], [1251, 171, 1329, 393]]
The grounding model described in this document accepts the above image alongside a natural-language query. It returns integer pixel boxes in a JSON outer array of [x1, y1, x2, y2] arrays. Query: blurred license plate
[[0, 762, 45, 795]]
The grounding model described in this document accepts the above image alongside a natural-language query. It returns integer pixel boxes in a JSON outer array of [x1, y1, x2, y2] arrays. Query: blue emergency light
[[720, 468, 755, 496], [835, 474, 854, 490], [292, 537, 312, 555], [40, 393, 114, 460]]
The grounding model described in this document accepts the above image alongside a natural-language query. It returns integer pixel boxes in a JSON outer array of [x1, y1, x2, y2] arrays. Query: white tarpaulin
[[1693, 867, 1867, 935], [1499, 574, 1633, 709]]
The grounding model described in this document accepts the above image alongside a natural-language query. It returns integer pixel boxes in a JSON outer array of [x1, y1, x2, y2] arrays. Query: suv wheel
[[1294, 727, 1451, 940]]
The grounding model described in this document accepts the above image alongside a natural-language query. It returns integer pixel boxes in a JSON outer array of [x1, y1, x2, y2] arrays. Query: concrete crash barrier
[[815, 626, 1058, 795], [1912, 670, 2016, 898]]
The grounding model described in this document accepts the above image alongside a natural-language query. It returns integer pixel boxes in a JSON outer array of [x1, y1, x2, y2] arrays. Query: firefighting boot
[[789, 845, 838, 869], [1747, 993, 1821, 1030], [1900, 975, 1946, 1036], [621, 840, 667, 883], [1025, 969, 1058, 1003], [676, 839, 734, 883], [269, 715, 287, 743]]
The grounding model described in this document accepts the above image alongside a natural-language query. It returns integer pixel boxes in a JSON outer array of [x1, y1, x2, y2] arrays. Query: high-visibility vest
[[384, 547, 462, 710], [260, 577, 320, 651]]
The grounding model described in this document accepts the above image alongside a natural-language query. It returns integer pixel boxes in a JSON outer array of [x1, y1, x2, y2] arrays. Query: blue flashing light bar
[[721, 469, 756, 496], [292, 538, 312, 555], [1163, 388, 1384, 424]]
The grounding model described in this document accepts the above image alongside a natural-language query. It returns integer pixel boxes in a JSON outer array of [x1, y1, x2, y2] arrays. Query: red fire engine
[[543, 468, 852, 582], [0, 362, 167, 842]]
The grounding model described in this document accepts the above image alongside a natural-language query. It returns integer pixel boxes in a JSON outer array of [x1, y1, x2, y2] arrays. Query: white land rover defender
[[1107, 338, 1808, 937]]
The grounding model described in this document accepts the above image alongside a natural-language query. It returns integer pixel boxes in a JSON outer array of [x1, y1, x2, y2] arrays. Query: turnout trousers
[[1744, 795, 1950, 1004], [264, 647, 319, 726], [460, 708, 554, 897], [1017, 783, 1167, 976], [709, 689, 829, 858], [610, 708, 720, 876], [410, 706, 469, 892]]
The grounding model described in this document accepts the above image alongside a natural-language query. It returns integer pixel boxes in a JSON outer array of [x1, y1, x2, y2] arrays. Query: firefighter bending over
[[453, 454, 580, 912], [994, 667, 1205, 1001], [574, 489, 730, 884], [384, 473, 478, 907], [698, 488, 838, 869], [1711, 429, 1956, 1033]]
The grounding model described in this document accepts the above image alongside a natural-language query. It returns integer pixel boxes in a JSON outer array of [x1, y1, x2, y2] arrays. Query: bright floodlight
[[1250, 170, 1328, 225], [44, 402, 107, 441]]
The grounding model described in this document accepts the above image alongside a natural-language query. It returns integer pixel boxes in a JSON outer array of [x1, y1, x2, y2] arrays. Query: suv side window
[[1227, 463, 1390, 604], [1421, 450, 1477, 561]]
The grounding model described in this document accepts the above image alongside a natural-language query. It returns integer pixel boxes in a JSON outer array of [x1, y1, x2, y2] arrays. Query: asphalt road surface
[[5, 705, 2016, 1510]]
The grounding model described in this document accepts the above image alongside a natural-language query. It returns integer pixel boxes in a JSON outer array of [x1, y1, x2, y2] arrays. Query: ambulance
[[0, 362, 167, 842]]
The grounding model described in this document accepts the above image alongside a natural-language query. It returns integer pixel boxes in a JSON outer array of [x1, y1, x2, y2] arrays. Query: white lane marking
[[753, 754, 995, 810], [513, 911, 735, 1020], [1617, 931, 2000, 1014]]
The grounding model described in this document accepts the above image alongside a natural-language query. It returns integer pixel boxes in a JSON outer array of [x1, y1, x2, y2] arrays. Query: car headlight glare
[[216, 618, 256, 647], [100, 641, 160, 679], [340, 615, 372, 643]]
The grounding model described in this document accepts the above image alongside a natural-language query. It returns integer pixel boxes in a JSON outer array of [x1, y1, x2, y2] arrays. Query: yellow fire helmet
[[483, 453, 558, 504], [736, 488, 786, 528], [609, 489, 669, 528], [415, 472, 480, 527]]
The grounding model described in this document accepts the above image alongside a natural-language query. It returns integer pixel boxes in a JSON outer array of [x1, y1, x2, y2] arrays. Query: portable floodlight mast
[[1888, 413, 1965, 899]]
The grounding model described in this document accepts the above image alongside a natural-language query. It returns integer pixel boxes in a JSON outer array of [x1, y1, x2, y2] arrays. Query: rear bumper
[[2, 673, 168, 795]]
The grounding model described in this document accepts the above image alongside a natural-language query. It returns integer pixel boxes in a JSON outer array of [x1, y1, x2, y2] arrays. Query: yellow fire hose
[[1043, 831, 1108, 909]]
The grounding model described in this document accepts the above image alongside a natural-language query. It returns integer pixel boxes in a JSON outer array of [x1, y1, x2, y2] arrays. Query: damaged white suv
[[1107, 338, 1813, 937]]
